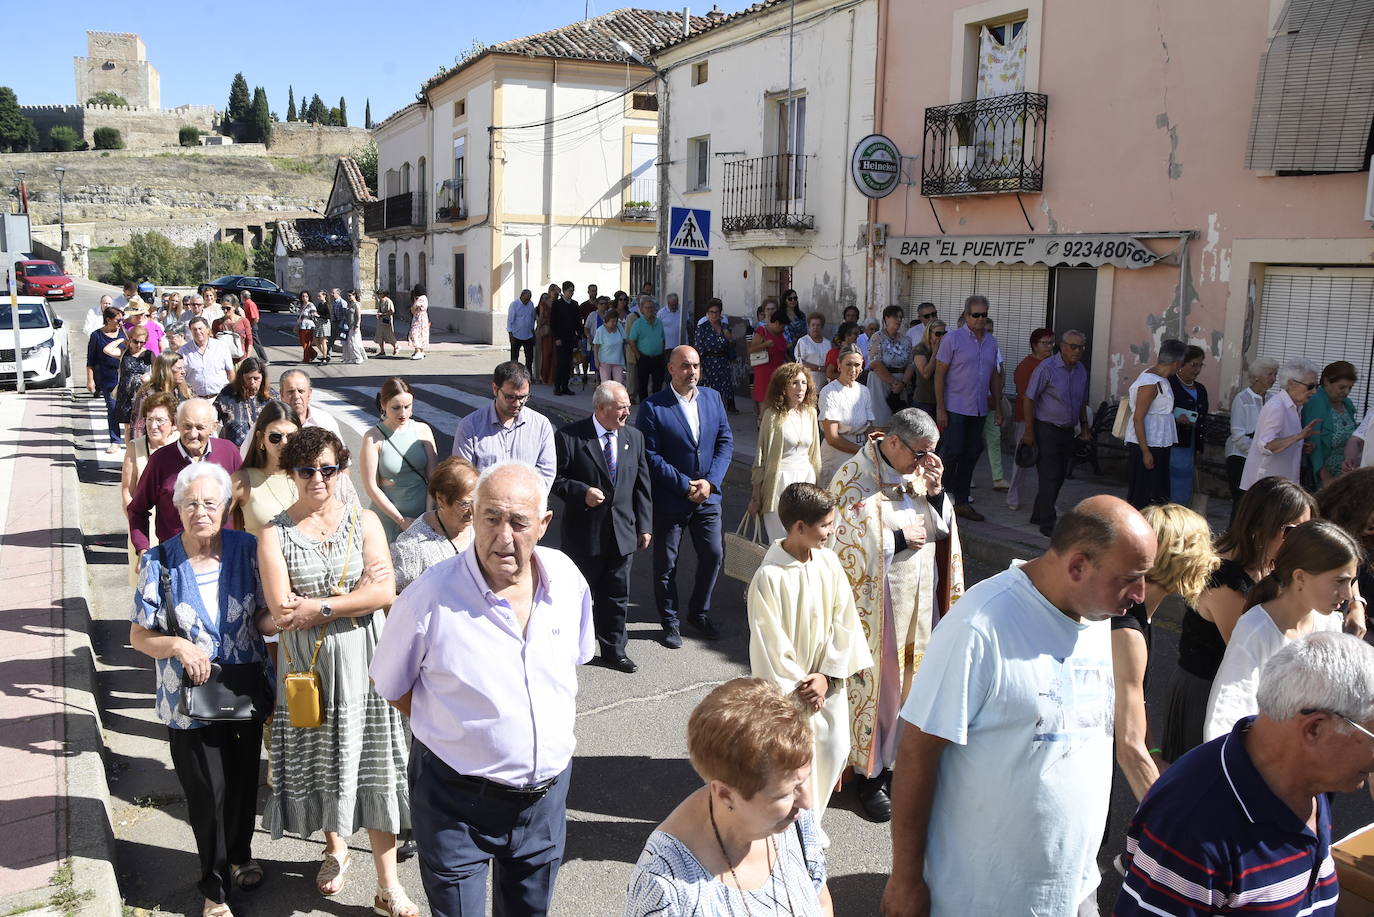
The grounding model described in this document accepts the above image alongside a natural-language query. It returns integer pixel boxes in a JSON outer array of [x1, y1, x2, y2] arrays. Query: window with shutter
[[1245, 0, 1374, 173], [1256, 267, 1374, 411]]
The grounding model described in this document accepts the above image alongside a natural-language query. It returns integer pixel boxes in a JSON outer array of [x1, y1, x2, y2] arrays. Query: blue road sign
[[668, 207, 710, 257]]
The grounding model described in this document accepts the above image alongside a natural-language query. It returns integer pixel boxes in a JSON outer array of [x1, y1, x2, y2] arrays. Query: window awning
[[1245, 0, 1374, 172]]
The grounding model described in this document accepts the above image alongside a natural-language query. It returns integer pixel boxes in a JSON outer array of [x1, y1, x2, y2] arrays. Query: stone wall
[[75, 32, 159, 110], [19, 104, 218, 149], [270, 122, 372, 157]]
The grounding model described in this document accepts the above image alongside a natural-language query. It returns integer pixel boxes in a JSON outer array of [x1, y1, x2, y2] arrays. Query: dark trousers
[[554, 341, 576, 391], [167, 722, 261, 904], [510, 336, 535, 374], [1126, 442, 1173, 509], [1226, 454, 1247, 522], [410, 741, 569, 917], [637, 353, 666, 397], [249, 323, 268, 364], [653, 502, 723, 625], [1031, 421, 1076, 528], [938, 411, 986, 505], [566, 544, 633, 658], [99, 385, 122, 444]]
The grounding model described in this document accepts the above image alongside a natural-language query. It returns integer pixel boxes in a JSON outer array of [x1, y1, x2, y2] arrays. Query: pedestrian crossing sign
[[668, 207, 710, 257]]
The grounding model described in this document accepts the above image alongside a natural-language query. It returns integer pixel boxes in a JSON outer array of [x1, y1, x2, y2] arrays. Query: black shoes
[[602, 654, 638, 673], [685, 615, 720, 640], [953, 503, 985, 522], [662, 624, 683, 649], [396, 831, 418, 863], [856, 770, 893, 822]]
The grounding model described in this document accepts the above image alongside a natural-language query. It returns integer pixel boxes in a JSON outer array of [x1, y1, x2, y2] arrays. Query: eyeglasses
[[182, 500, 222, 513], [266, 431, 293, 445], [146, 417, 172, 428], [896, 439, 930, 460], [131, 336, 148, 343], [292, 465, 342, 480], [1302, 709, 1374, 742], [968, 311, 989, 319], [785, 296, 798, 301], [1065, 342, 1086, 351], [1292, 380, 1319, 392], [919, 312, 936, 320], [498, 390, 531, 404]]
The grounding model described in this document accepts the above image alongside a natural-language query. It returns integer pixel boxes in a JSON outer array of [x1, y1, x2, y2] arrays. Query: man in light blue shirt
[[506, 289, 537, 374], [452, 361, 556, 492], [661, 293, 683, 350], [882, 496, 1155, 917]]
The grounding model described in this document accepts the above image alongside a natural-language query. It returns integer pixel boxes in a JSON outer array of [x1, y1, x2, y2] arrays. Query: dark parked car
[[204, 275, 299, 313]]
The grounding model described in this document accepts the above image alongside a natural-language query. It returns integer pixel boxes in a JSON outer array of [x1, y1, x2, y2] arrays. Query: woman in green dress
[[359, 377, 437, 543]]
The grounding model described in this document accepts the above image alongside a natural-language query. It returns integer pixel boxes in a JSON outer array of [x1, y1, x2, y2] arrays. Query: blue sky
[[7, 0, 755, 124]]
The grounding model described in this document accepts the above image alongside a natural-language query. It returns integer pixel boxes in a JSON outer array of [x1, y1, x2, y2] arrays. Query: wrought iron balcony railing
[[435, 179, 468, 222], [921, 92, 1047, 196], [722, 153, 814, 233], [364, 191, 426, 233]]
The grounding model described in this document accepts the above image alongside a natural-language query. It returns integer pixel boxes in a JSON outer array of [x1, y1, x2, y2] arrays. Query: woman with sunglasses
[[910, 319, 947, 418], [1159, 477, 1315, 761], [1238, 357, 1323, 495], [257, 426, 415, 914], [88, 305, 128, 453], [232, 401, 302, 536]]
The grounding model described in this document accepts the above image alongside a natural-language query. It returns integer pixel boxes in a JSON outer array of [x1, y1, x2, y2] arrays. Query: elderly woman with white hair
[[1239, 357, 1322, 493], [1225, 357, 1279, 518], [130, 461, 274, 915], [1124, 338, 1188, 509]]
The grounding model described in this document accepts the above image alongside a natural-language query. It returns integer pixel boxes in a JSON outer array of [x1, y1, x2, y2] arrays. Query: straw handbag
[[724, 513, 769, 583], [280, 505, 357, 728]]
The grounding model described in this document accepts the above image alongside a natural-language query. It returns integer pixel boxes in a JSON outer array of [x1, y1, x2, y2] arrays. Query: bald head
[[175, 398, 218, 457], [1033, 496, 1156, 622], [667, 346, 701, 395]]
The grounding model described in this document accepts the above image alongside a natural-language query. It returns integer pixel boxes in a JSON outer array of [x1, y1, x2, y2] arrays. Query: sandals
[[373, 885, 420, 917], [316, 849, 351, 896], [230, 859, 263, 892], [203, 901, 233, 917]]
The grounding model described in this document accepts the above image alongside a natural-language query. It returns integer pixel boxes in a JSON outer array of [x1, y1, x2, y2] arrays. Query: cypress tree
[[287, 86, 297, 121], [338, 97, 348, 127], [227, 73, 251, 124], [364, 99, 372, 130], [251, 87, 272, 145]]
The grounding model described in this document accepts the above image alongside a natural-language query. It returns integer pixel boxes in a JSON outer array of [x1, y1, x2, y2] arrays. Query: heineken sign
[[851, 134, 901, 199], [888, 233, 1165, 270]]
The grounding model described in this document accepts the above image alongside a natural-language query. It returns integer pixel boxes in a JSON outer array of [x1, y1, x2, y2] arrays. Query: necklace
[[708, 796, 797, 916], [431, 510, 462, 555]]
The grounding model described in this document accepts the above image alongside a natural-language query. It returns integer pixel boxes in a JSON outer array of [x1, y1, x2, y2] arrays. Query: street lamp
[[53, 166, 66, 251]]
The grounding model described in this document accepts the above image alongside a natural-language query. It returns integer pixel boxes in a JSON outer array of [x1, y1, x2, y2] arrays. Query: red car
[[14, 260, 75, 300]]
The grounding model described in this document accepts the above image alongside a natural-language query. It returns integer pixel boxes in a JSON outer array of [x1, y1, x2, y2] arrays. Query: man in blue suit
[[636, 345, 734, 647]]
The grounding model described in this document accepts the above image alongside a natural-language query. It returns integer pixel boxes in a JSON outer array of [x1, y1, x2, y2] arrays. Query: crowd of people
[[95, 277, 1374, 917]]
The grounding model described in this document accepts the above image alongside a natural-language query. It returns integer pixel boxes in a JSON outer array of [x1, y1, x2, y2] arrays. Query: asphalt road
[[50, 280, 1374, 916]]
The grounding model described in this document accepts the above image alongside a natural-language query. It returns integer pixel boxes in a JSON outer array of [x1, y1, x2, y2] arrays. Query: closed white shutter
[[1257, 267, 1374, 412], [896, 263, 1050, 390]]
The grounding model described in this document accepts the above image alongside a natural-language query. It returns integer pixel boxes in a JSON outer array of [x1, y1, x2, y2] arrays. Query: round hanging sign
[[851, 134, 901, 198]]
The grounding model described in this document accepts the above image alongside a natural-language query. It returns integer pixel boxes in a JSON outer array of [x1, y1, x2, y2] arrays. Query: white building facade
[[653, 0, 878, 326], [371, 10, 704, 342]]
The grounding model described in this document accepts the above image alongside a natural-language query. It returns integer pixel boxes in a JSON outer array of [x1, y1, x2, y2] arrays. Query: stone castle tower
[[74, 31, 160, 109]]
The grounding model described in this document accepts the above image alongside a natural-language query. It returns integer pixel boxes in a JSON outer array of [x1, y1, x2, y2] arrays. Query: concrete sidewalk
[[0, 389, 120, 917]]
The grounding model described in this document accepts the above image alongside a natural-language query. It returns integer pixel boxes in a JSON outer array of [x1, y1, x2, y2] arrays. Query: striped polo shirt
[[1115, 716, 1337, 916]]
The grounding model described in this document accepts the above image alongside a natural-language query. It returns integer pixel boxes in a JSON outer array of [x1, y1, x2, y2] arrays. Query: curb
[[59, 391, 122, 917]]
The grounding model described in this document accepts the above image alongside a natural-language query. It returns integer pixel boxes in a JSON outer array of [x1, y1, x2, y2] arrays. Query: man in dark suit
[[551, 280, 583, 396], [636, 345, 734, 647], [552, 381, 653, 673]]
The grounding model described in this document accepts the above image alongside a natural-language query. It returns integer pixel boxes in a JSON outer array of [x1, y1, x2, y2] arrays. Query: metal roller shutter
[[1257, 267, 1374, 412], [896, 262, 1050, 391]]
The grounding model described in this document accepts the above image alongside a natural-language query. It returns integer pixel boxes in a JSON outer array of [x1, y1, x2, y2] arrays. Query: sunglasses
[[968, 311, 989, 318], [292, 465, 342, 480], [1293, 380, 1319, 391], [919, 312, 937, 320], [934, 330, 948, 336], [266, 432, 293, 445]]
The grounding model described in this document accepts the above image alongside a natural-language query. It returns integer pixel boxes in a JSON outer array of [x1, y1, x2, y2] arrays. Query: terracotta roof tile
[[336, 156, 376, 203], [656, 1, 789, 51], [276, 218, 352, 255]]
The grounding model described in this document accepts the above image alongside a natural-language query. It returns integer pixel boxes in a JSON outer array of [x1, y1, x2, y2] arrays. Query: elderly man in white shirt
[[1239, 357, 1321, 492], [1225, 357, 1278, 518], [178, 317, 236, 397]]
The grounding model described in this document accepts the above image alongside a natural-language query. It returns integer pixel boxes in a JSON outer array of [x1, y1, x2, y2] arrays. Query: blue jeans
[[652, 502, 723, 625], [410, 741, 569, 917], [938, 411, 986, 505], [1169, 445, 1195, 505], [100, 385, 123, 444]]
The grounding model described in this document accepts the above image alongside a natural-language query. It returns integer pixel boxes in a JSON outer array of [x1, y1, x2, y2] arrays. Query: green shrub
[[178, 125, 201, 146], [188, 240, 247, 280], [92, 127, 124, 150], [109, 232, 189, 286], [251, 243, 275, 279], [87, 91, 129, 107], [47, 125, 79, 152]]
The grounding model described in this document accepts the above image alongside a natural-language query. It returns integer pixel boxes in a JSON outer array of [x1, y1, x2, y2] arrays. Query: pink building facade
[[869, 0, 1374, 409]]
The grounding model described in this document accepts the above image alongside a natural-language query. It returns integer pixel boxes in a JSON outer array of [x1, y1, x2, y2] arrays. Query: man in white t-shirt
[[881, 495, 1155, 917]]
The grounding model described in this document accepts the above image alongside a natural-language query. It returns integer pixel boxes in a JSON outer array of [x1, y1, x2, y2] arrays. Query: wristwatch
[[320, 600, 333, 618]]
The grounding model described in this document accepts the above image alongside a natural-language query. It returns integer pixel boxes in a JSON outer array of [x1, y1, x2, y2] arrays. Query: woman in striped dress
[[257, 426, 417, 916]]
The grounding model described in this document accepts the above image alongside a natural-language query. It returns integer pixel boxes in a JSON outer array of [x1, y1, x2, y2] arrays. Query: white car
[[0, 296, 71, 389]]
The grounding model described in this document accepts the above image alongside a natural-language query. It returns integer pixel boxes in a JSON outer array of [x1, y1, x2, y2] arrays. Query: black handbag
[[160, 564, 271, 722]]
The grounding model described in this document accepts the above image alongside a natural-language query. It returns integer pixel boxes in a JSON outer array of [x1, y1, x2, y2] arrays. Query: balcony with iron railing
[[722, 153, 814, 235], [921, 92, 1047, 197], [621, 177, 658, 222], [435, 179, 468, 222], [364, 191, 427, 233]]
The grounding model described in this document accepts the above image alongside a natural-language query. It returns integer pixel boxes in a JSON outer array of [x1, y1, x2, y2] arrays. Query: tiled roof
[[423, 8, 709, 92], [336, 157, 376, 203], [373, 100, 425, 134], [656, 1, 789, 51], [276, 218, 353, 255]]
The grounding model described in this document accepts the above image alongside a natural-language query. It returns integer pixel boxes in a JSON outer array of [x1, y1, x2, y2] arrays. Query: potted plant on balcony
[[622, 200, 654, 221], [946, 111, 976, 191]]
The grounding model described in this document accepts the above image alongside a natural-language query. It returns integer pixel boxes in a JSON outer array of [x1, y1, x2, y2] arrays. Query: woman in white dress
[[750, 363, 822, 543], [817, 345, 874, 486], [1203, 520, 1359, 741], [342, 291, 369, 365]]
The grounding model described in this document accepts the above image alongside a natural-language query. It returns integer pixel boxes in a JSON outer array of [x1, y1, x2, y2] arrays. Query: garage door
[[895, 263, 1051, 388], [1257, 267, 1374, 413]]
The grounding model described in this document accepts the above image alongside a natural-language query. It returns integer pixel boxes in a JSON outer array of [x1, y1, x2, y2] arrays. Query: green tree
[[93, 127, 124, 150], [251, 87, 272, 146], [287, 86, 297, 121], [227, 73, 251, 124], [86, 90, 128, 107], [308, 94, 328, 124], [250, 242, 275, 279], [0, 88, 38, 151], [48, 125, 79, 152], [328, 107, 342, 126], [179, 125, 201, 147], [352, 139, 378, 194], [364, 99, 372, 130], [337, 97, 347, 127], [189, 240, 247, 279], [110, 232, 189, 286]]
